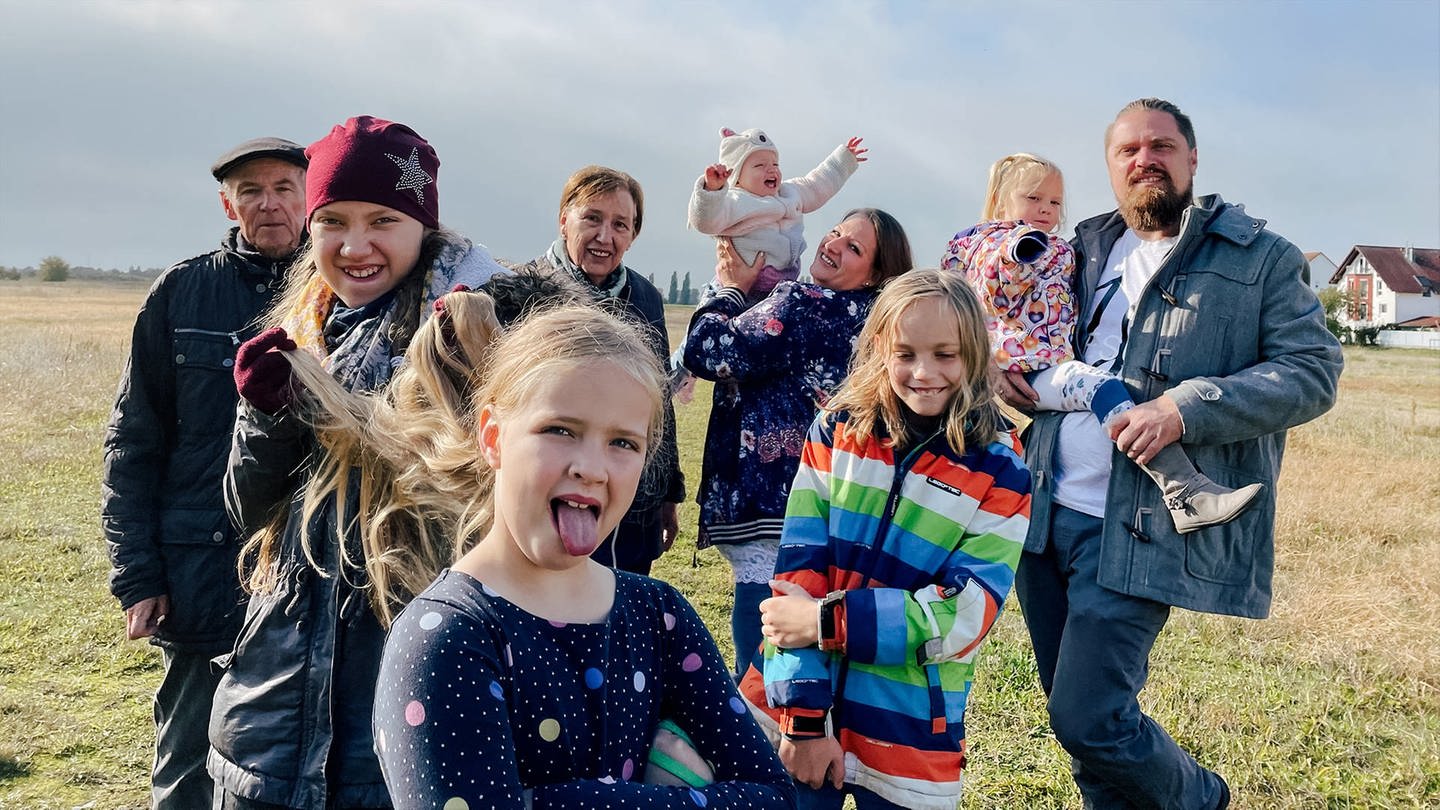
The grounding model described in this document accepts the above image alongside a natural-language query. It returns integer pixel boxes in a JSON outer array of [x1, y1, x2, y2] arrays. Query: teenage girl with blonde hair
[[742, 270, 1031, 809], [942, 153, 1261, 533], [209, 115, 509, 810]]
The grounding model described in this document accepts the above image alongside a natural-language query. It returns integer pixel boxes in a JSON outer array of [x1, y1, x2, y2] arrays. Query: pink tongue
[[555, 502, 600, 557]]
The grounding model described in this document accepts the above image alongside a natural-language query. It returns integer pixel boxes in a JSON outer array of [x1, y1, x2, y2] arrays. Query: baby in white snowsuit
[[687, 127, 866, 299]]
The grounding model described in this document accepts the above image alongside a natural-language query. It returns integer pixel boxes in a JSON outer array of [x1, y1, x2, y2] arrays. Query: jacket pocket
[[1181, 463, 1273, 585], [172, 328, 239, 371], [160, 506, 231, 546], [172, 329, 242, 436], [156, 509, 245, 644]]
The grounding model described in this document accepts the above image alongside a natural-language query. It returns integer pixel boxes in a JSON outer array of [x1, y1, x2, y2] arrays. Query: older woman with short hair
[[509, 165, 685, 576]]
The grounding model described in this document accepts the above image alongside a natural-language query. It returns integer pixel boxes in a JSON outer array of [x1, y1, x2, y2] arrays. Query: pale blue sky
[[1, 0, 1436, 280]]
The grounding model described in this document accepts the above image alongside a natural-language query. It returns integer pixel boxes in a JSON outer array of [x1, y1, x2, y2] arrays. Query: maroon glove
[[234, 327, 299, 415]]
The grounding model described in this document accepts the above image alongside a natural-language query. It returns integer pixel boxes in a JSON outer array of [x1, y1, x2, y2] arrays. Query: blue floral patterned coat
[[682, 282, 875, 548]]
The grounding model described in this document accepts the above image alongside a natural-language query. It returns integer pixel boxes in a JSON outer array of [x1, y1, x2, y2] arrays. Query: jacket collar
[[1075, 193, 1265, 248], [221, 226, 305, 279]]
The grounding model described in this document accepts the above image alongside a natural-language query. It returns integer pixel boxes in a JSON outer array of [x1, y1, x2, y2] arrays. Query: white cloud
[[1, 0, 1435, 276]]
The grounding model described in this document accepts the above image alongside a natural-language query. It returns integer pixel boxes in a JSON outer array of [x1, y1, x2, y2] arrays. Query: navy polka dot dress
[[375, 570, 795, 809]]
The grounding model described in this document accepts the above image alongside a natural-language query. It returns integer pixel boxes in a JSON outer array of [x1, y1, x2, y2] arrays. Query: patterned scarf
[[546, 238, 630, 300], [282, 232, 508, 392]]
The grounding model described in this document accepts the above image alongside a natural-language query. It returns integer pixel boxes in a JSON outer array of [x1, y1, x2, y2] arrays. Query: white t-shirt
[[1053, 229, 1178, 517]]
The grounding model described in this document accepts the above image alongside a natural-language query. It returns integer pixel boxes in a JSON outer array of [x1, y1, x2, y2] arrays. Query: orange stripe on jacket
[[839, 728, 964, 782]]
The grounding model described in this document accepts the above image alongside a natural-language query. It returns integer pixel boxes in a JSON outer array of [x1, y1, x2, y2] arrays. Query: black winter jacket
[[207, 407, 389, 808], [102, 229, 295, 652]]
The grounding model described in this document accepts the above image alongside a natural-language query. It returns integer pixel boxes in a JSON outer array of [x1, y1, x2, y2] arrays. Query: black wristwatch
[[818, 590, 845, 650]]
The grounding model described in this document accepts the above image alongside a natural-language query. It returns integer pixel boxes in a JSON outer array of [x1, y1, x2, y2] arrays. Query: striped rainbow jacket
[[741, 410, 1029, 810]]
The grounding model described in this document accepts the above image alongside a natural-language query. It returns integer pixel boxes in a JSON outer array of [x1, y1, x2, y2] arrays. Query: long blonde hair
[[980, 153, 1064, 232], [825, 269, 1001, 455], [239, 271, 598, 627]]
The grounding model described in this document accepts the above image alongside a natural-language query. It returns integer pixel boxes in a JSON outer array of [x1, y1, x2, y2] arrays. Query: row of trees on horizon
[[1, 256, 164, 283]]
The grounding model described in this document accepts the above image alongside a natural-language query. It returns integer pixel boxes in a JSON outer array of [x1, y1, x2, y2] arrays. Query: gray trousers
[[1015, 505, 1228, 810], [153, 646, 222, 809]]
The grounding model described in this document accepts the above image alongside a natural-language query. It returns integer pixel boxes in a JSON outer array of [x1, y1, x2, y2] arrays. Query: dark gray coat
[[1023, 195, 1343, 618], [102, 229, 291, 652]]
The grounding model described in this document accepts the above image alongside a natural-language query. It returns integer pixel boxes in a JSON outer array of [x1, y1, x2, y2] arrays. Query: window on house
[[1380, 303, 1388, 314]]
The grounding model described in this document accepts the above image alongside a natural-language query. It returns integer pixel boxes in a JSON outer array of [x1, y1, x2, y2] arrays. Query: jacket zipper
[[836, 430, 943, 733], [175, 327, 241, 346]]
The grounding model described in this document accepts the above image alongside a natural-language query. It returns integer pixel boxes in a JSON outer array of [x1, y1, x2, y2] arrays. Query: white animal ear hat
[[717, 127, 779, 187]]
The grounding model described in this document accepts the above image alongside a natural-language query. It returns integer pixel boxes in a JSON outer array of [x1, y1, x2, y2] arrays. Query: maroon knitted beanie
[[305, 116, 440, 228]]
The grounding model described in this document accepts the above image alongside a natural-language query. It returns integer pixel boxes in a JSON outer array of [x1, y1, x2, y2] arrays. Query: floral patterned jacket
[[682, 282, 875, 547]]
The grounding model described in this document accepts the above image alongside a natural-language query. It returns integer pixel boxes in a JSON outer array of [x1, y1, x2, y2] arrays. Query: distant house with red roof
[[1303, 251, 1337, 293], [1328, 245, 1440, 328]]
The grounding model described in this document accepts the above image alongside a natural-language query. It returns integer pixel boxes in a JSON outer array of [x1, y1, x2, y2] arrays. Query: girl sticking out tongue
[[375, 304, 796, 806], [554, 497, 602, 557]]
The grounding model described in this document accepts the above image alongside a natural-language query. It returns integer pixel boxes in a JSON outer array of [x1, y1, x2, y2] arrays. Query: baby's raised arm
[[702, 163, 732, 191], [845, 137, 867, 162]]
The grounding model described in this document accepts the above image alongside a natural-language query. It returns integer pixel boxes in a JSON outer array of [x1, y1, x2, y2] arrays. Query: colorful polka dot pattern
[[373, 569, 794, 808]]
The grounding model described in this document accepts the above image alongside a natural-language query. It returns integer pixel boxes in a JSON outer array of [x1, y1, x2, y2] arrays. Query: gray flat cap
[[210, 137, 308, 181]]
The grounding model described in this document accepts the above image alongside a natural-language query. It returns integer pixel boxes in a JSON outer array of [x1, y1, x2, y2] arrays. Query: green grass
[[0, 285, 1435, 808]]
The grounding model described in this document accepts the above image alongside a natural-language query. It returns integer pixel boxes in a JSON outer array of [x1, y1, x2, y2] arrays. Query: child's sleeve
[[375, 596, 532, 809], [688, 177, 746, 236], [681, 284, 797, 383], [762, 416, 839, 734], [224, 401, 309, 538], [943, 220, 1071, 279], [654, 586, 796, 807], [938, 224, 982, 274], [787, 145, 860, 214], [839, 446, 1030, 669]]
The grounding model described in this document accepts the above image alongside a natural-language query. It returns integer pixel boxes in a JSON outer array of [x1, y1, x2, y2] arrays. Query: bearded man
[[997, 98, 1342, 808]]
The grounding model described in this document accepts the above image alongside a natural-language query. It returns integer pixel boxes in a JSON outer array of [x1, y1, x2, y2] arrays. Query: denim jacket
[[1023, 195, 1343, 618]]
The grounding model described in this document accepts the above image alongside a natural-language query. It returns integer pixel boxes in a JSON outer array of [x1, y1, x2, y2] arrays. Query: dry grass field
[[1, 279, 1437, 808]]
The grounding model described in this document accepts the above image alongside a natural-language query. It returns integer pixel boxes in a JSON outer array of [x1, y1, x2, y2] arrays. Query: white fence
[[1377, 330, 1440, 350]]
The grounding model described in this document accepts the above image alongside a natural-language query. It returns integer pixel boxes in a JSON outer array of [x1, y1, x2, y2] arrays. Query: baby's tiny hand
[[846, 137, 868, 162], [703, 163, 731, 191]]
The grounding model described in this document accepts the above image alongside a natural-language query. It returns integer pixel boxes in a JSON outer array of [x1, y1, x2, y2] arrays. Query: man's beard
[[1119, 170, 1192, 233]]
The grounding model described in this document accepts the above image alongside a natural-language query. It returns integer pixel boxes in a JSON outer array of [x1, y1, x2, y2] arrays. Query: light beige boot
[[1140, 444, 1265, 534]]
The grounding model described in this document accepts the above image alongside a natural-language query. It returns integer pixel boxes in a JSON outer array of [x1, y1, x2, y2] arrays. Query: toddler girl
[[941, 153, 1261, 533], [742, 270, 1030, 809]]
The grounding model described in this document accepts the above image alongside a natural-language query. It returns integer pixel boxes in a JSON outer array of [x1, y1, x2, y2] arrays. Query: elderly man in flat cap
[[101, 137, 308, 808]]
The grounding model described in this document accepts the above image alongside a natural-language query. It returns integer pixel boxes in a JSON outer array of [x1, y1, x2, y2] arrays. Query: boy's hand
[[846, 137, 868, 162], [761, 580, 820, 648], [703, 163, 731, 191], [779, 736, 845, 790]]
